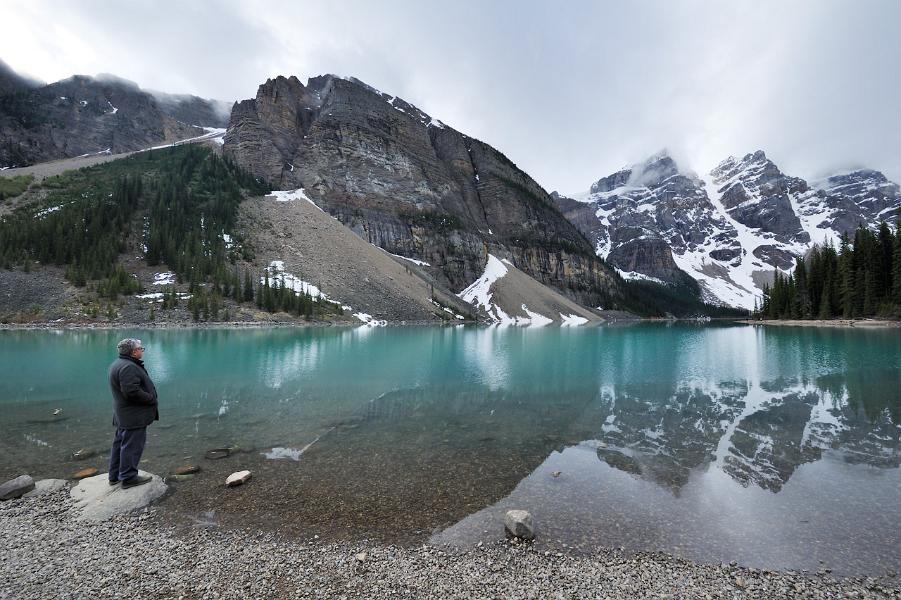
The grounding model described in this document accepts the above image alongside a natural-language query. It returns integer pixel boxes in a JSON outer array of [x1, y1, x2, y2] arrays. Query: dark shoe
[[108, 479, 119, 486], [121, 475, 152, 489]]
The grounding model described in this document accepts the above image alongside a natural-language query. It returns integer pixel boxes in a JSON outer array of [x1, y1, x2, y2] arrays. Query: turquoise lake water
[[1, 323, 899, 575]]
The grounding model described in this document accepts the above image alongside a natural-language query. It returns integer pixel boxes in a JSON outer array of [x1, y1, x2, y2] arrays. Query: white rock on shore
[[69, 471, 166, 520], [226, 470, 252, 487]]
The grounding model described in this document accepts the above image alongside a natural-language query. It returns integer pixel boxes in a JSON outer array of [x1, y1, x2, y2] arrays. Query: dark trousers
[[108, 427, 147, 482]]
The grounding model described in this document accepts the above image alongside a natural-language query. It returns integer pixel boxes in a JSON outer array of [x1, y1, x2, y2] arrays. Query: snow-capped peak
[[559, 149, 901, 310]]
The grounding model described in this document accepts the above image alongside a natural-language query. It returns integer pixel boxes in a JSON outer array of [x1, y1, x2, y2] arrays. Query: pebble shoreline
[[2, 489, 899, 599]]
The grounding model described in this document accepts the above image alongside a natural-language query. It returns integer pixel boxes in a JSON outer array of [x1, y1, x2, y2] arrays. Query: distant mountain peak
[[588, 150, 689, 196], [628, 151, 681, 188]]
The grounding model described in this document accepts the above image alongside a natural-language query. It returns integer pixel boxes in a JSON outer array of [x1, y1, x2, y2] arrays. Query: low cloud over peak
[[1, 0, 898, 192]]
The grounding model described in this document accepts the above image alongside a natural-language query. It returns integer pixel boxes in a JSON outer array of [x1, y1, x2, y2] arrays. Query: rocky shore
[[2, 488, 898, 599], [0, 318, 472, 331], [742, 319, 901, 328], [0, 319, 351, 331]]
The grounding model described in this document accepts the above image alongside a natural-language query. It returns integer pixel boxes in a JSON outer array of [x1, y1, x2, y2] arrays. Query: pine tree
[[794, 257, 810, 318], [838, 233, 855, 317], [819, 286, 832, 319], [852, 226, 869, 315], [878, 221, 894, 301], [244, 270, 255, 303], [863, 269, 875, 315], [822, 268, 835, 317], [893, 229, 901, 305]]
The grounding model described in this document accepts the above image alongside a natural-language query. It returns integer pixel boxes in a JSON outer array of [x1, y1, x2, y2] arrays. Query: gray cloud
[[1, 0, 898, 192]]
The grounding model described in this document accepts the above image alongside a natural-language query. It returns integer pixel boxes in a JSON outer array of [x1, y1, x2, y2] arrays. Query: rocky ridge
[[0, 61, 229, 168], [806, 168, 901, 242]]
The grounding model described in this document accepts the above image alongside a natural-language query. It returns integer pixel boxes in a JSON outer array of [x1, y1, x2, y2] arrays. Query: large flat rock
[[69, 471, 167, 520]]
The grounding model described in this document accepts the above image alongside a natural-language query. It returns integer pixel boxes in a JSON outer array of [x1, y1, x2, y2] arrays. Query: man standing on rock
[[108, 338, 158, 489]]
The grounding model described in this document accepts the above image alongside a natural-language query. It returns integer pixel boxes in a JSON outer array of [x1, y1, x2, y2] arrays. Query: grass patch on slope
[[0, 174, 33, 201]]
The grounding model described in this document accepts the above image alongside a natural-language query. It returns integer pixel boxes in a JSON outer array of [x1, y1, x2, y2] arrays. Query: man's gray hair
[[117, 338, 143, 356]]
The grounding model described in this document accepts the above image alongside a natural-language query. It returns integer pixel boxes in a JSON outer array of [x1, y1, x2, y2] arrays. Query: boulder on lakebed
[[70, 471, 166, 521], [504, 509, 535, 540]]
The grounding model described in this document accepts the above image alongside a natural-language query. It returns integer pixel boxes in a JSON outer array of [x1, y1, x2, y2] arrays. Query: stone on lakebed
[[504, 509, 535, 540], [226, 470, 251, 487], [71, 448, 97, 461], [174, 465, 201, 475], [72, 467, 99, 480], [0, 475, 36, 501], [205, 448, 232, 460]]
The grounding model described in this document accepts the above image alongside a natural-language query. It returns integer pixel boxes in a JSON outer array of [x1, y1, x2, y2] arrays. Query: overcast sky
[[2, 0, 899, 193]]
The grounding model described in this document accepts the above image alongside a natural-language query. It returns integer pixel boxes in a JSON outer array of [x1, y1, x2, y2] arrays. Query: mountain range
[[1, 59, 899, 320], [555, 150, 901, 308]]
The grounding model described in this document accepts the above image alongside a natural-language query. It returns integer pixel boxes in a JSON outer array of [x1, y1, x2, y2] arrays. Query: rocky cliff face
[[224, 75, 621, 306], [710, 151, 810, 246], [561, 150, 901, 309], [0, 66, 218, 167]]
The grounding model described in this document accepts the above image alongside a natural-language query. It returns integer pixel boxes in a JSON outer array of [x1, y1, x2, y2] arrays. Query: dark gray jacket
[[109, 355, 159, 429]]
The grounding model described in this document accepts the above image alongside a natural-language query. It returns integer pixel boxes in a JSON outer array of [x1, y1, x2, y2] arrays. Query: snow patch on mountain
[[560, 313, 589, 326], [521, 304, 553, 326], [458, 254, 512, 323], [151, 272, 176, 286], [266, 188, 322, 211], [263, 260, 328, 300], [457, 255, 574, 325], [615, 268, 666, 285]]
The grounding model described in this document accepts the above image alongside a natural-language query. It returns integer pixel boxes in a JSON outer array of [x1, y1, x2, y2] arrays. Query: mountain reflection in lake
[[1, 324, 899, 575]]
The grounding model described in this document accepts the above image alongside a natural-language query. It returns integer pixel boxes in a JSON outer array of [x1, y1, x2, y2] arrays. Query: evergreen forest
[[0, 145, 344, 321], [755, 219, 901, 320]]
